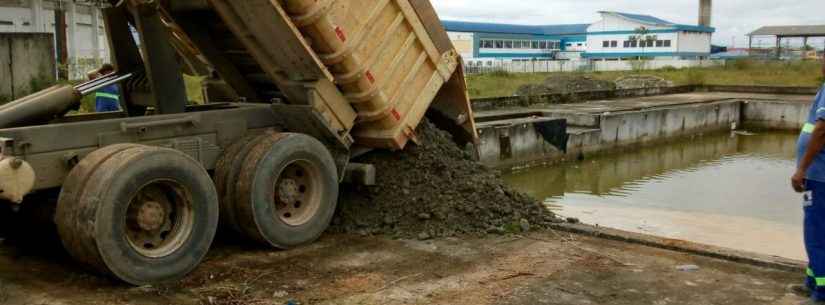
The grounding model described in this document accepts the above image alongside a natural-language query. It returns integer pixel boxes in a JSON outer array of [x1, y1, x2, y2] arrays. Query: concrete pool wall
[[473, 87, 816, 168]]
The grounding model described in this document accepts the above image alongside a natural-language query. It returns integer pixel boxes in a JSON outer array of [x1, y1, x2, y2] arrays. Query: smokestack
[[699, 0, 712, 27]]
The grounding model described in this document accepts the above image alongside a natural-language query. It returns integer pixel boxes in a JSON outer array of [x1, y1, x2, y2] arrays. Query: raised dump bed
[[281, 0, 460, 149]]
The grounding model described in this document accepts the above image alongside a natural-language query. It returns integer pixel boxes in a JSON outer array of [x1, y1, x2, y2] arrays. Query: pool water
[[504, 131, 806, 260]]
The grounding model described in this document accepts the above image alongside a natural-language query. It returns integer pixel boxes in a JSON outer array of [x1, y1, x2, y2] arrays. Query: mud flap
[[534, 119, 568, 153]]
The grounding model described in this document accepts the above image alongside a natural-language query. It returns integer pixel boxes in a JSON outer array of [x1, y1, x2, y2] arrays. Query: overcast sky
[[430, 0, 825, 49]]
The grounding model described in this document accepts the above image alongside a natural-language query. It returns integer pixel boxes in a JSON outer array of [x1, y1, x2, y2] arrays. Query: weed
[[484, 69, 513, 78], [503, 221, 522, 233], [659, 65, 678, 72], [685, 68, 707, 85], [730, 59, 754, 70]]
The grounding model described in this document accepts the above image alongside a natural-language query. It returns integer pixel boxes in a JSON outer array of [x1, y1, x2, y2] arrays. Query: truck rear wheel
[[233, 133, 339, 249], [56, 145, 219, 285], [214, 133, 270, 234]]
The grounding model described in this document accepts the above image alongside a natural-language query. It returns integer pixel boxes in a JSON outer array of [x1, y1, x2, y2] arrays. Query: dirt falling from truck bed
[[331, 119, 560, 239]]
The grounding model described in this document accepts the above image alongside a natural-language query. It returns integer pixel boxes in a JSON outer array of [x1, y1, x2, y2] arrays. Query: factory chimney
[[698, 0, 712, 27]]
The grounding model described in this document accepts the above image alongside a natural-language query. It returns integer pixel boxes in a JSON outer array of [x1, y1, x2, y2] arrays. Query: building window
[[602, 41, 610, 48], [503, 40, 513, 49], [495, 40, 503, 49], [566, 43, 573, 47], [578, 43, 584, 47], [480, 40, 493, 48], [623, 41, 630, 48], [610, 41, 618, 48], [630, 40, 638, 48], [656, 40, 664, 47], [513, 40, 522, 49], [664, 40, 672, 47], [531, 41, 539, 49], [523, 40, 531, 48], [539, 41, 547, 49], [0, 20, 13, 26]]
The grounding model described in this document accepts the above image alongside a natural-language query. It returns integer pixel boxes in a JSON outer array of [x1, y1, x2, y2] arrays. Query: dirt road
[[0, 229, 805, 305]]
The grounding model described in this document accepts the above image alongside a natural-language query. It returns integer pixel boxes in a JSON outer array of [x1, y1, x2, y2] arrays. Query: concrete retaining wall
[[478, 118, 567, 166], [477, 99, 804, 168], [599, 101, 741, 148], [0, 33, 56, 103], [742, 100, 809, 130], [472, 86, 696, 112], [472, 85, 820, 112]]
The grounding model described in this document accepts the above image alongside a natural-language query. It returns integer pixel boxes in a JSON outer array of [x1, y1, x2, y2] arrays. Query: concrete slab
[[529, 92, 813, 115], [474, 91, 815, 168]]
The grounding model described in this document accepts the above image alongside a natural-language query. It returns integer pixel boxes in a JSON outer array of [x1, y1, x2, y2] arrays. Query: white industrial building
[[443, 10, 715, 63], [584, 11, 714, 60], [0, 0, 108, 78], [443, 1, 716, 65]]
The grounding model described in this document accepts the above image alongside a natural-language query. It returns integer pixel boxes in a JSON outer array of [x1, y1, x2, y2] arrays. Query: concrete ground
[[0, 229, 807, 305]]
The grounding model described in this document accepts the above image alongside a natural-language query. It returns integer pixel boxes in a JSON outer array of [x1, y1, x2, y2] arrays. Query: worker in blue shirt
[[90, 64, 121, 112], [792, 53, 825, 305]]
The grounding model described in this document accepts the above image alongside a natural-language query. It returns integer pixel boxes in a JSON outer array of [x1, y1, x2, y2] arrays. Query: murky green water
[[504, 131, 806, 260]]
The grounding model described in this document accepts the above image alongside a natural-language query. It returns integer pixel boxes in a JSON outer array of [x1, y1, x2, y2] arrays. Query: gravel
[[330, 119, 561, 239]]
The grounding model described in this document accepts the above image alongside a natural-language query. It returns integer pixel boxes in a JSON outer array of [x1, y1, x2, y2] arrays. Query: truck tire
[[234, 133, 339, 249], [56, 145, 219, 285], [214, 133, 270, 234], [56, 143, 145, 267]]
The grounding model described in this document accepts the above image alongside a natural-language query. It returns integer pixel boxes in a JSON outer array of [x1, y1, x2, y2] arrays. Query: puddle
[[504, 131, 806, 260]]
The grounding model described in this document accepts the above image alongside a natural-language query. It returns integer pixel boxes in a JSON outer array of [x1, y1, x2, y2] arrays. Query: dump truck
[[0, 0, 477, 285]]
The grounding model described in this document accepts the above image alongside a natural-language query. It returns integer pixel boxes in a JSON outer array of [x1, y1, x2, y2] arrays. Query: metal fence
[[464, 59, 726, 74]]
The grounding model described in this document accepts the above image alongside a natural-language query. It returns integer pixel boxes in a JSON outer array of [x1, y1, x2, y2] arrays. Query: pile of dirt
[[331, 120, 561, 239], [615, 75, 674, 89], [515, 75, 615, 96]]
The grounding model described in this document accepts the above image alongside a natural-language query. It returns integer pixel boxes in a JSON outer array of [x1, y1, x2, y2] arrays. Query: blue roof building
[[443, 11, 716, 63], [443, 20, 589, 61]]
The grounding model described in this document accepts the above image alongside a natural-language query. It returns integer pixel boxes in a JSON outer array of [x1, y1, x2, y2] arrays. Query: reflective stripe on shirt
[[95, 92, 120, 100], [809, 268, 825, 287], [804, 123, 817, 134]]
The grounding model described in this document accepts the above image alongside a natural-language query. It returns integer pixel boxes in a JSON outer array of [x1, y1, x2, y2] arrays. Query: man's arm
[[793, 120, 825, 192]]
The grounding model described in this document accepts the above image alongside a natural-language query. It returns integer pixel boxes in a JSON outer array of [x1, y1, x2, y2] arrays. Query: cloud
[[430, 0, 825, 48]]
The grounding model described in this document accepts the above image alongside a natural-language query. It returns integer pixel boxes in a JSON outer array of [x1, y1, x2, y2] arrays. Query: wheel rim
[[273, 160, 323, 226], [125, 179, 195, 258]]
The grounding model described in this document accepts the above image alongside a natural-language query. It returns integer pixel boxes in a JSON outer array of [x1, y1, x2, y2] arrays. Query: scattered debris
[[566, 217, 581, 224], [676, 265, 701, 272], [374, 273, 423, 292], [332, 119, 561, 239], [614, 75, 673, 89]]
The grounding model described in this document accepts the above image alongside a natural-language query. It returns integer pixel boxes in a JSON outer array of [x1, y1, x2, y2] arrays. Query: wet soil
[[332, 120, 559, 239], [0, 230, 803, 305]]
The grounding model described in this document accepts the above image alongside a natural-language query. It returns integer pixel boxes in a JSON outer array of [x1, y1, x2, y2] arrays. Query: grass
[[466, 59, 825, 98]]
